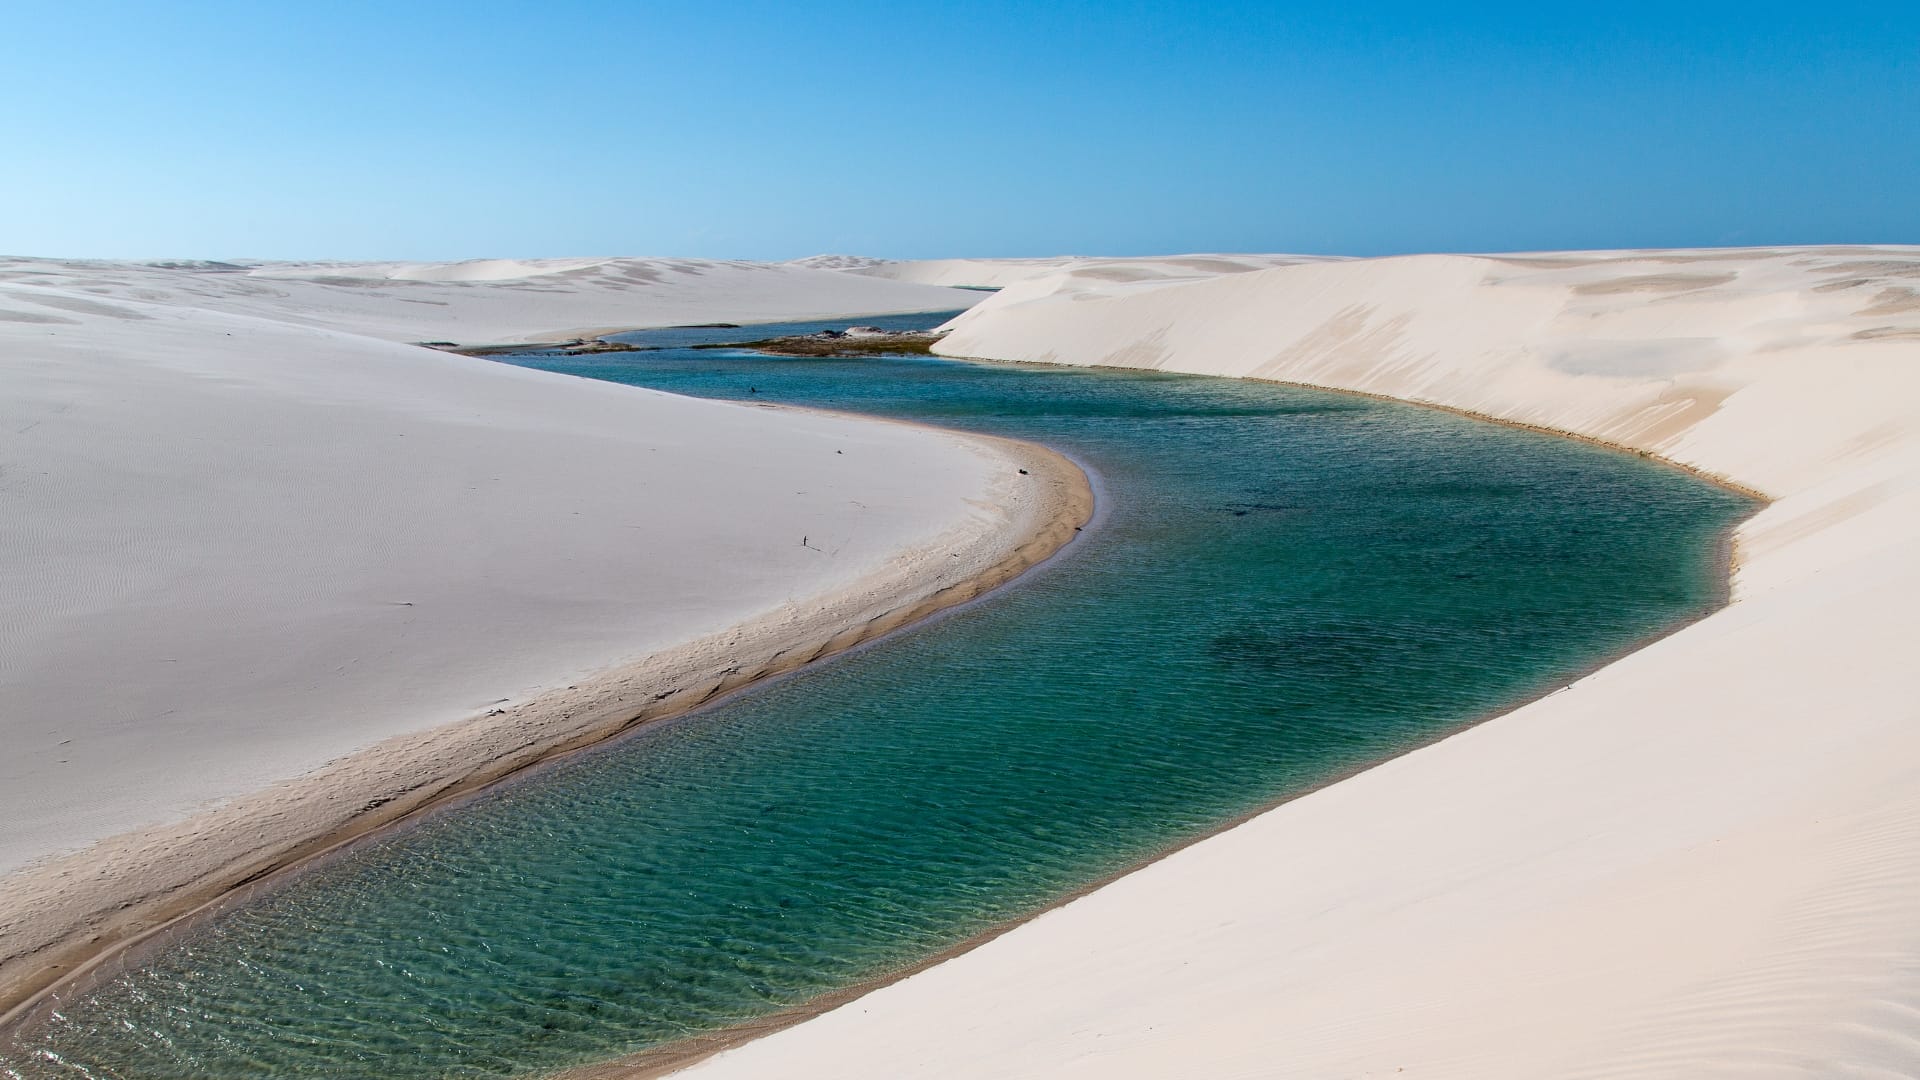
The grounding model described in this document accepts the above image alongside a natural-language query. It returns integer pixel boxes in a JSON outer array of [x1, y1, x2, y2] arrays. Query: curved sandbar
[[0, 259, 1089, 1023], [679, 247, 1920, 1078]]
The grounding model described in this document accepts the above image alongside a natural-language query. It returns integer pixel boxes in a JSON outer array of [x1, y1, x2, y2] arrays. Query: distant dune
[[681, 247, 1920, 1079], [0, 255, 986, 346], [800, 252, 1342, 289]]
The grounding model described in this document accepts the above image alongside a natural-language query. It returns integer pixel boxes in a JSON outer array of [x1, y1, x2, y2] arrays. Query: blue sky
[[3, 1, 1915, 260]]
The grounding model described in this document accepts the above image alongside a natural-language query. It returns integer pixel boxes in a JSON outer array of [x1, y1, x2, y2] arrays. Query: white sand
[[0, 255, 985, 348], [679, 247, 1920, 1079], [0, 258, 1089, 1013], [795, 252, 1338, 290]]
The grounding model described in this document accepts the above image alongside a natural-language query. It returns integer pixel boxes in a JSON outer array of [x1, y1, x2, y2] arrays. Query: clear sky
[[3, 1, 1916, 260]]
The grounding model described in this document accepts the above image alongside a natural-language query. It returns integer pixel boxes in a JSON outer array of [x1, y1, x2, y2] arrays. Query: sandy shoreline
[[0, 418, 1091, 1033], [0, 256, 1088, 1033]]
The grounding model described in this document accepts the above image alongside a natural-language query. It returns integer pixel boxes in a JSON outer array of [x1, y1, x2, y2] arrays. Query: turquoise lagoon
[[0, 314, 1756, 1078]]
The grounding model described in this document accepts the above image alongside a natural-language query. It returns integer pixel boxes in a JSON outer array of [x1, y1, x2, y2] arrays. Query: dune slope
[[0, 258, 1087, 1020]]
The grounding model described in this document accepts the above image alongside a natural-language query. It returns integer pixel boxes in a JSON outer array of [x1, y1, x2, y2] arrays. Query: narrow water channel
[[0, 313, 1756, 1078]]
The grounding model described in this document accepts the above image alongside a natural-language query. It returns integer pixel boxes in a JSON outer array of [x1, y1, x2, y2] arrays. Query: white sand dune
[[0, 258, 1087, 1016], [679, 247, 1920, 1079]]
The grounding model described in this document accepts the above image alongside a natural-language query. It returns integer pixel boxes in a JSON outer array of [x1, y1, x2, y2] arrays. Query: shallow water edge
[[556, 496, 1752, 1080], [0, 416, 1093, 1037]]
